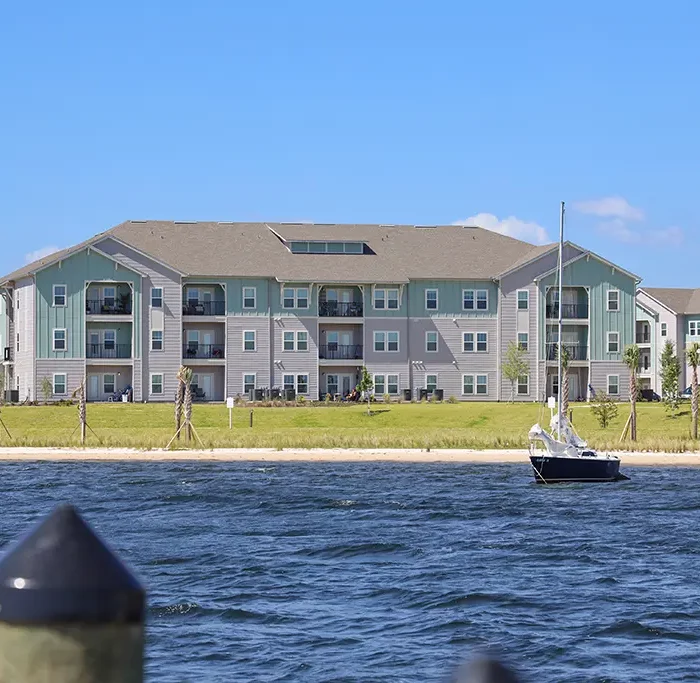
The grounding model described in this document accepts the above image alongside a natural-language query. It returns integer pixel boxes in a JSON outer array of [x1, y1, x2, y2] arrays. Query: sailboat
[[528, 202, 628, 484]]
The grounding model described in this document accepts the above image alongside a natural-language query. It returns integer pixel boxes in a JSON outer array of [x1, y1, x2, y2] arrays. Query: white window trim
[[425, 373, 438, 391], [103, 373, 116, 394], [243, 286, 257, 310], [476, 331, 489, 353], [516, 289, 529, 311], [476, 289, 489, 311], [462, 289, 475, 311], [296, 330, 309, 351], [283, 331, 295, 351], [52, 328, 67, 352], [52, 284, 67, 308], [373, 374, 385, 395], [373, 287, 400, 311], [425, 288, 438, 311], [690, 321, 699, 337], [607, 289, 620, 312], [52, 373, 67, 395], [661, 322, 667, 337], [150, 287, 163, 308], [243, 373, 257, 392], [476, 374, 489, 395], [517, 374, 529, 395], [386, 374, 399, 395], [607, 331, 620, 353], [517, 332, 529, 351], [150, 373, 164, 395], [151, 329, 164, 351], [387, 331, 400, 352], [607, 374, 620, 395], [103, 329, 117, 350], [462, 374, 475, 395], [243, 330, 256, 352], [425, 331, 438, 353], [463, 332, 474, 353], [295, 374, 309, 395], [283, 287, 309, 310]]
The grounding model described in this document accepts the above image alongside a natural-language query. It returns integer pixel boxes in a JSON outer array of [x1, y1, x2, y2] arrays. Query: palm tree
[[181, 367, 194, 442], [622, 344, 640, 441], [175, 367, 186, 440], [558, 345, 571, 417], [687, 342, 700, 439]]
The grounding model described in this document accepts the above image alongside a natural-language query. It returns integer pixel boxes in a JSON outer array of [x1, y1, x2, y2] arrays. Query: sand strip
[[0, 447, 698, 465]]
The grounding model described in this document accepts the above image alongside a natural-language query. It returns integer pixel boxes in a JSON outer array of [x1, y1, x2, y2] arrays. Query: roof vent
[[217, 221, 234, 224], [130, 220, 147, 224], [379, 224, 395, 227], [174, 221, 197, 224], [414, 225, 436, 229]]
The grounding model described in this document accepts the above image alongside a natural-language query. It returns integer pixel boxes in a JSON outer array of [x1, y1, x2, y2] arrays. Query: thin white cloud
[[597, 220, 683, 247], [24, 245, 61, 264], [573, 196, 644, 221], [453, 213, 550, 245]]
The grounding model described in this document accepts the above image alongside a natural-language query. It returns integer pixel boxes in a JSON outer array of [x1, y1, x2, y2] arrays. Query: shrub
[[447, 395, 458, 404], [590, 391, 619, 429], [383, 393, 391, 403]]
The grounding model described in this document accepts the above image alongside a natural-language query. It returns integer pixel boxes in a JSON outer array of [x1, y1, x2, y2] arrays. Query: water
[[1, 461, 699, 682]]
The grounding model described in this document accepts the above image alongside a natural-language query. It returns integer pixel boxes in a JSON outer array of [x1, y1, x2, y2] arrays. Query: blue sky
[[2, 1, 699, 286]]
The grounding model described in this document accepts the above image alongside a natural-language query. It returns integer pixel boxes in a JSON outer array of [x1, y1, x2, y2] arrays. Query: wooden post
[[569, 409, 573, 424], [0, 505, 145, 682], [249, 410, 253, 428]]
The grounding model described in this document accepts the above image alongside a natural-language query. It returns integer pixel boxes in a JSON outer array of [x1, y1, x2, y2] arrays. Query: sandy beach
[[0, 447, 698, 465]]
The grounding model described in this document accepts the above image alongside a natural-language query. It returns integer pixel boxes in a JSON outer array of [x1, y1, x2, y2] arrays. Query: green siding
[[270, 283, 318, 316], [539, 257, 636, 360], [35, 250, 141, 359], [685, 315, 700, 346], [86, 323, 133, 346], [225, 278, 270, 315], [0, 293, 6, 354], [406, 280, 499, 317]]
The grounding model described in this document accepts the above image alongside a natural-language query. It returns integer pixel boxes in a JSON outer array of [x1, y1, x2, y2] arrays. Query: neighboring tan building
[[636, 288, 700, 394], [0, 221, 639, 403]]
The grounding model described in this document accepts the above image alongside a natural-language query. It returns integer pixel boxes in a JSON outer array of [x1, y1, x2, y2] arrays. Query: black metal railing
[[3, 347, 10, 362], [638, 360, 651, 373], [86, 343, 132, 359], [318, 301, 363, 317], [636, 331, 651, 343], [546, 303, 588, 319], [182, 343, 225, 359], [318, 344, 363, 360], [86, 299, 132, 315], [546, 343, 588, 361], [182, 301, 226, 316]]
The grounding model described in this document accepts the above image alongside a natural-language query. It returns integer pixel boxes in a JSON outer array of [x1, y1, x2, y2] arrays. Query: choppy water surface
[[1, 461, 699, 682]]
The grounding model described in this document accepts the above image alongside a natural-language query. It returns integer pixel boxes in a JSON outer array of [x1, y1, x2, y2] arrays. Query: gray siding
[[227, 316, 271, 397], [364, 318, 410, 364], [36, 359, 85, 401], [132, 359, 143, 401], [84, 364, 134, 401], [590, 361, 630, 401], [363, 361, 410, 396], [273, 317, 318, 398], [15, 278, 35, 401]]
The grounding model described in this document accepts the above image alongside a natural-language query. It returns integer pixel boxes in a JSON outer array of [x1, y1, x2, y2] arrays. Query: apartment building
[[0, 221, 639, 403], [636, 288, 700, 394]]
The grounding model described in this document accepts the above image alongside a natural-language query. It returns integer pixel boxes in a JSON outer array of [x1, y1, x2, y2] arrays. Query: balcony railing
[[546, 343, 588, 361], [319, 344, 363, 360], [3, 347, 11, 362], [546, 303, 588, 319], [86, 299, 132, 315], [638, 362, 652, 374], [318, 301, 363, 317], [86, 343, 132, 359], [182, 343, 225, 360], [182, 301, 226, 316], [636, 331, 651, 343]]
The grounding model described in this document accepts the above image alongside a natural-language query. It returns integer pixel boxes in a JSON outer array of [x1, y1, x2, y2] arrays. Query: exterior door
[[569, 374, 579, 402], [203, 332, 213, 357], [88, 375, 99, 401], [327, 374, 339, 395], [341, 375, 353, 395], [340, 331, 352, 358], [88, 332, 99, 358], [340, 290, 352, 303], [201, 375, 213, 400]]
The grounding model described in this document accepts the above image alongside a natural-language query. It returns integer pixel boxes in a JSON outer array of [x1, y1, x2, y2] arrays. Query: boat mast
[[557, 201, 565, 440]]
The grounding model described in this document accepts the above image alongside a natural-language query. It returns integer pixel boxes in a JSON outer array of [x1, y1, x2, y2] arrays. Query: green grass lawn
[[0, 401, 697, 451]]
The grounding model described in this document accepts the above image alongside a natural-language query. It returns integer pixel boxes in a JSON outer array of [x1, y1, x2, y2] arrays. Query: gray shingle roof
[[641, 288, 700, 314]]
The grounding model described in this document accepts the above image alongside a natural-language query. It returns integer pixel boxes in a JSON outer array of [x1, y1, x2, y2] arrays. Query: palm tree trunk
[[692, 366, 698, 440], [175, 383, 184, 440], [630, 372, 637, 441], [78, 382, 86, 444], [184, 382, 193, 442], [561, 369, 569, 416]]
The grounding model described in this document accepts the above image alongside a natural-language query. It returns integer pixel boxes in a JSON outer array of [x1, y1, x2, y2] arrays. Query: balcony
[[636, 331, 651, 344], [319, 301, 363, 318], [319, 344, 363, 360], [182, 343, 225, 360], [546, 343, 588, 361], [182, 300, 226, 316], [546, 303, 589, 319], [86, 343, 132, 359], [86, 298, 132, 315]]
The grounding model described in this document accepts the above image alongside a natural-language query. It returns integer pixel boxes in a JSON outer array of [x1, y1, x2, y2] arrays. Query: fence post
[[0, 504, 145, 682], [250, 409, 253, 428]]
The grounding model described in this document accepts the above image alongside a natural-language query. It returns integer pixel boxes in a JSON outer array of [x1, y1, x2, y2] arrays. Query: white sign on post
[[226, 397, 234, 429], [547, 396, 556, 410]]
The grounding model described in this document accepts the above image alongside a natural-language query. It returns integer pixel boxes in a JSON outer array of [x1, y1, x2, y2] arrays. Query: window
[[426, 331, 438, 352], [463, 375, 474, 395], [16, 333, 19, 352], [151, 330, 163, 351], [477, 290, 488, 310], [296, 331, 308, 351], [282, 287, 308, 309], [283, 331, 295, 351], [326, 374, 339, 395], [425, 289, 438, 310], [243, 331, 256, 351], [243, 287, 256, 309], [103, 374, 115, 394], [104, 330, 116, 351], [53, 374, 66, 395], [387, 331, 399, 352], [151, 374, 163, 395], [16, 294, 19, 309], [283, 374, 295, 391], [518, 333, 529, 351], [463, 290, 474, 310], [476, 374, 488, 395], [517, 375, 529, 395], [607, 375, 620, 395], [296, 288, 309, 309], [296, 374, 309, 394], [283, 288, 295, 309], [290, 241, 365, 254], [53, 329, 66, 351], [690, 321, 699, 336], [426, 374, 438, 393], [374, 374, 385, 395], [187, 287, 199, 304], [103, 286, 116, 307], [244, 374, 256, 394], [151, 287, 163, 308], [661, 323, 667, 337], [517, 290, 529, 310], [374, 288, 399, 310], [387, 374, 399, 395], [53, 285, 67, 307], [607, 331, 620, 353], [476, 332, 488, 353], [607, 290, 620, 312], [463, 333, 474, 352], [374, 332, 385, 351]]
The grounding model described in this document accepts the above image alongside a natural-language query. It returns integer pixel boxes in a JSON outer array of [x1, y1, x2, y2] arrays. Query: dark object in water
[[530, 454, 628, 484]]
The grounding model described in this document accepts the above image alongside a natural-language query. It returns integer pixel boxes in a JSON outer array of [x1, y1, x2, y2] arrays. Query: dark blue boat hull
[[530, 455, 625, 483]]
